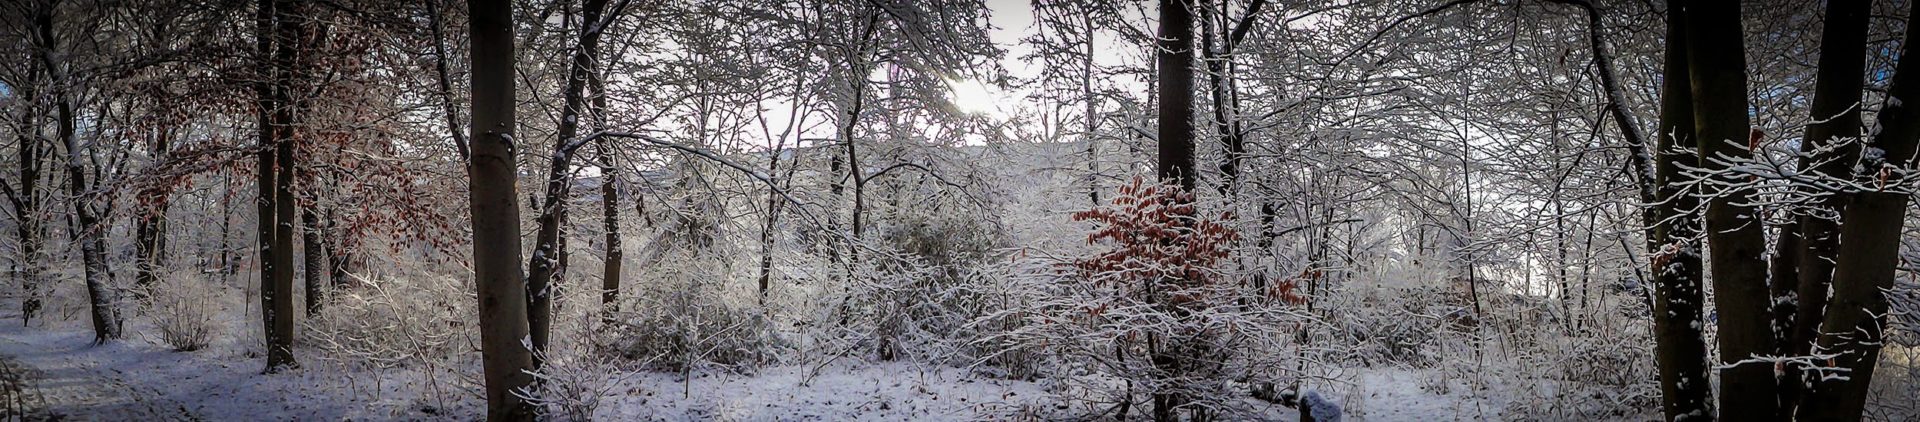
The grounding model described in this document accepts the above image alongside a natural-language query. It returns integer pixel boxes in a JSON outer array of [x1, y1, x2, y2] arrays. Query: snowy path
[[0, 321, 199, 420]]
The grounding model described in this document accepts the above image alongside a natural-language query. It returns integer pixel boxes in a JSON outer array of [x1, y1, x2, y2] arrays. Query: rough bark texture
[[1797, 3, 1920, 418], [467, 0, 537, 418], [1649, 3, 1712, 420], [1778, 0, 1868, 414], [1682, 1, 1775, 418]]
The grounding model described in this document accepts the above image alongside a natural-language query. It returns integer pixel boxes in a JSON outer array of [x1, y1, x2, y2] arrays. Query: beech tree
[[466, 0, 536, 418]]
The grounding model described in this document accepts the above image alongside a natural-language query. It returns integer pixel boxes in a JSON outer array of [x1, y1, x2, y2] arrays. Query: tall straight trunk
[[12, 82, 44, 325], [1152, 1, 1196, 421], [1682, 1, 1775, 417], [1083, 10, 1099, 207], [1797, 3, 1920, 418], [255, 0, 302, 372], [294, 0, 329, 318], [1155, 0, 1196, 192], [1776, 0, 1869, 413], [598, 147, 621, 321], [592, 60, 621, 324], [36, 0, 120, 344], [526, 0, 610, 368], [467, 0, 536, 418]]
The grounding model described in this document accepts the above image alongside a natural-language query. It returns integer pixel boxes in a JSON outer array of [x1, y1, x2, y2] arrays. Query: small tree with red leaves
[[1068, 177, 1241, 420], [976, 177, 1311, 420], [1072, 178, 1239, 306]]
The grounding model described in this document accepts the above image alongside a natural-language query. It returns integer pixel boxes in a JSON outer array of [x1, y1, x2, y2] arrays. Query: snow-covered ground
[[0, 310, 1665, 421], [0, 308, 1069, 421]]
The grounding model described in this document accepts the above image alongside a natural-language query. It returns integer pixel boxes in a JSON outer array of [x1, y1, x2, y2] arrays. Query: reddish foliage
[[1070, 177, 1239, 306]]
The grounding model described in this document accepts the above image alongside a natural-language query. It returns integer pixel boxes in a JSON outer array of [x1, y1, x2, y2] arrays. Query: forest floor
[[0, 307, 1073, 421], [0, 307, 1650, 420], [0, 318, 201, 420]]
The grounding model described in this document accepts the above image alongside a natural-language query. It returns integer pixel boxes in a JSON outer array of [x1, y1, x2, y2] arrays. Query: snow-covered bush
[[1324, 289, 1442, 368], [605, 248, 776, 371], [523, 344, 632, 421], [305, 271, 471, 368], [144, 270, 220, 351], [981, 179, 1312, 420], [854, 195, 1008, 363]]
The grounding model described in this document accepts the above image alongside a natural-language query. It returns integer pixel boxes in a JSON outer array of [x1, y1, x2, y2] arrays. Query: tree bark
[[36, 0, 122, 344], [1155, 0, 1196, 192], [9, 73, 45, 325], [593, 57, 621, 325], [1682, 1, 1775, 417], [1796, 3, 1920, 418], [1648, 4, 1712, 419], [1776, 0, 1868, 414], [1152, 1, 1196, 420], [526, 0, 610, 368], [254, 0, 283, 372], [467, 0, 537, 417], [255, 0, 302, 373], [301, 202, 326, 316]]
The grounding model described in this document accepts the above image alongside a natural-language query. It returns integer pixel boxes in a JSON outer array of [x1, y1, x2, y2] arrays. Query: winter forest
[[3, 0, 1920, 420]]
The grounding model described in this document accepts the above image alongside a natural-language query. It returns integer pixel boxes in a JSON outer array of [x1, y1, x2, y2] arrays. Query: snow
[[0, 305, 1679, 420], [0, 307, 1059, 420], [594, 362, 1050, 421]]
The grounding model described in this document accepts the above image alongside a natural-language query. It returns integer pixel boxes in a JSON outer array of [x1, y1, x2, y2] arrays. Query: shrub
[[981, 178, 1311, 420], [523, 346, 630, 421], [305, 272, 471, 368], [605, 248, 775, 371], [145, 270, 220, 352]]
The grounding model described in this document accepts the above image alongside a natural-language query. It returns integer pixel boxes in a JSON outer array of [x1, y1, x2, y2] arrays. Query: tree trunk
[[1083, 10, 1099, 207], [1152, 1, 1196, 420], [1796, 3, 1920, 418], [593, 55, 621, 325], [467, 0, 537, 417], [11, 80, 45, 325], [253, 0, 302, 373], [301, 204, 326, 316], [1155, 0, 1196, 192], [1651, 3, 1718, 420], [1201, 4, 1237, 198], [255, 0, 283, 371], [324, 206, 350, 289], [526, 0, 611, 368], [36, 0, 121, 344], [1773, 0, 1869, 414], [1682, 1, 1775, 417]]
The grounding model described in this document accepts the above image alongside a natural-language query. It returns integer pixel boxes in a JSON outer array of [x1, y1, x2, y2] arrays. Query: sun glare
[[946, 78, 1005, 118]]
